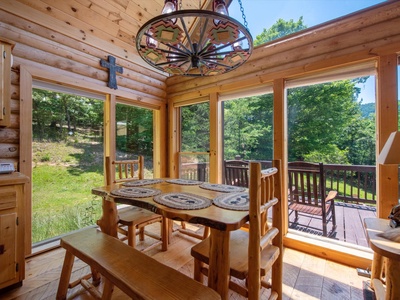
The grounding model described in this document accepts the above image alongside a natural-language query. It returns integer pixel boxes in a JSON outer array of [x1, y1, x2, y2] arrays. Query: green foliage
[[254, 17, 307, 46], [224, 94, 273, 160], [116, 103, 153, 158], [32, 88, 103, 142], [287, 80, 362, 163], [181, 102, 210, 152]]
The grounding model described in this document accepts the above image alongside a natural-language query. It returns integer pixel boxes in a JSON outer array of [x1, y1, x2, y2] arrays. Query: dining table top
[[92, 178, 250, 232]]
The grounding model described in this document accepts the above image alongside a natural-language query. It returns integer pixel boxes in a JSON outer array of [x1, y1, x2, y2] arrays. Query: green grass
[[32, 135, 104, 244]]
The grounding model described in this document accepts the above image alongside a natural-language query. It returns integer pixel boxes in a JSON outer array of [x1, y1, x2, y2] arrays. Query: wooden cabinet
[[0, 172, 29, 290], [0, 40, 12, 127]]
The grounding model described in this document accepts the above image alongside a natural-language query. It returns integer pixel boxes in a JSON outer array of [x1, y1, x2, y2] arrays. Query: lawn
[[32, 134, 104, 244]]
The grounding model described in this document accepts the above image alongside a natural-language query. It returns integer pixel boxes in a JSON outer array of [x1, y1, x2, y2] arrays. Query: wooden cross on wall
[[100, 55, 123, 90]]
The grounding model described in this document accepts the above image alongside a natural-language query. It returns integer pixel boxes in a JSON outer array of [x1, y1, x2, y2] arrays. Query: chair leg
[[56, 251, 75, 300], [127, 224, 136, 248], [202, 226, 210, 239], [193, 258, 204, 283], [138, 226, 145, 241], [161, 217, 169, 251]]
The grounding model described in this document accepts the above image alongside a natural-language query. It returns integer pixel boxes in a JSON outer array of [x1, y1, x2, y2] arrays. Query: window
[[115, 103, 154, 177], [31, 87, 104, 246], [179, 102, 210, 181], [285, 63, 377, 248]]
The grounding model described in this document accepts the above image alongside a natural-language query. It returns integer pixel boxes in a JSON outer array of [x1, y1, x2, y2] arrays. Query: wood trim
[[15, 58, 165, 106], [104, 94, 115, 185], [283, 233, 373, 269], [168, 102, 178, 178], [19, 66, 32, 256], [273, 79, 288, 235], [153, 104, 167, 178], [209, 92, 221, 184], [376, 54, 399, 218]]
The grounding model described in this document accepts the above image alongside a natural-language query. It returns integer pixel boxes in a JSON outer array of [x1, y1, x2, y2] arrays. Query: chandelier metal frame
[[135, 5, 253, 77]]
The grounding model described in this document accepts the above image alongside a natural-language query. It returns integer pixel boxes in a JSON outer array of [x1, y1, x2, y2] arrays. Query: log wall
[[0, 5, 168, 165]]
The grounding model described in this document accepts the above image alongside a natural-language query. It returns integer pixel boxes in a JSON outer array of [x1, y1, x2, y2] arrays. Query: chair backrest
[[288, 161, 325, 207], [111, 156, 144, 183], [248, 160, 282, 299], [224, 160, 249, 187]]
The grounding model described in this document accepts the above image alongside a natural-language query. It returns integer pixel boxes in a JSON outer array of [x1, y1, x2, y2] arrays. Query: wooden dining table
[[92, 179, 249, 300]]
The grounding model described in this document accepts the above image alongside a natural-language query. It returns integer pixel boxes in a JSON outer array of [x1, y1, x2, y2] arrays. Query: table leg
[[97, 196, 118, 238], [371, 252, 383, 289], [385, 258, 400, 300], [208, 228, 230, 300]]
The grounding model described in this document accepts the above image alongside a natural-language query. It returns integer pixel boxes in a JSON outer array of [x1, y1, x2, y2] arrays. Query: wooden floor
[[1, 222, 374, 300], [289, 202, 377, 248]]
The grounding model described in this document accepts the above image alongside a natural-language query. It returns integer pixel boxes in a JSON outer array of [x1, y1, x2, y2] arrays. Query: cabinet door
[[0, 212, 17, 284]]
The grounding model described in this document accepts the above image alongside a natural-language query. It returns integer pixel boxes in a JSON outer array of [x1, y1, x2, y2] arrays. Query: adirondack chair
[[288, 161, 337, 237], [224, 159, 249, 187]]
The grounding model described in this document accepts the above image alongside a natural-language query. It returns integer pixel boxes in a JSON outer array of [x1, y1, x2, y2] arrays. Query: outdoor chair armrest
[[325, 190, 337, 202]]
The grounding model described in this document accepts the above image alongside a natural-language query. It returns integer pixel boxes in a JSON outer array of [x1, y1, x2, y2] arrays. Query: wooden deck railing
[[324, 164, 376, 205], [180, 161, 381, 206]]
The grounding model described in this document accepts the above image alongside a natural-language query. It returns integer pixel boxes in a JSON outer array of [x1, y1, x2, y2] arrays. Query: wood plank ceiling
[[11, 0, 215, 75]]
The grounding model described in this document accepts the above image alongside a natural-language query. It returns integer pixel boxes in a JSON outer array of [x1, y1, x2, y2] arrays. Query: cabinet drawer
[[0, 189, 16, 210]]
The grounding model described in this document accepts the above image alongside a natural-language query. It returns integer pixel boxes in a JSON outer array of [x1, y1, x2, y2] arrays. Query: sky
[[228, 0, 389, 104]]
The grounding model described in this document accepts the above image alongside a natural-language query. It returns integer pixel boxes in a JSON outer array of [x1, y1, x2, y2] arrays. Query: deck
[[289, 202, 377, 248]]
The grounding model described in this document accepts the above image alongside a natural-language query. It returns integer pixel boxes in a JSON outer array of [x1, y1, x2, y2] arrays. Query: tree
[[181, 102, 210, 152], [116, 104, 153, 157], [254, 17, 307, 46]]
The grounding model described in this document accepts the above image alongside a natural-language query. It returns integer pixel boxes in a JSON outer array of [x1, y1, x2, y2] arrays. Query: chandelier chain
[[237, 0, 248, 30]]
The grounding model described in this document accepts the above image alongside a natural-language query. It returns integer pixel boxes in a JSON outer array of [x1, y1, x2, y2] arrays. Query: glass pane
[[181, 102, 210, 152], [223, 93, 274, 163], [116, 103, 154, 178], [287, 74, 377, 247], [32, 88, 104, 245], [179, 153, 209, 182]]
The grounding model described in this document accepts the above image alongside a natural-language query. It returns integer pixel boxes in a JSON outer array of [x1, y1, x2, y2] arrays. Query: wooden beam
[[19, 66, 33, 256], [273, 78, 288, 235], [209, 92, 222, 184], [376, 54, 399, 218]]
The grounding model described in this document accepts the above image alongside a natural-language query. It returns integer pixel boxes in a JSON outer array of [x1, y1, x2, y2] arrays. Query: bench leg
[[102, 278, 114, 300], [56, 250, 75, 300]]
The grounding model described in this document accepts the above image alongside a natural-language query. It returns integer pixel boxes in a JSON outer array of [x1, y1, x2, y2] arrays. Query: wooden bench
[[56, 228, 221, 300]]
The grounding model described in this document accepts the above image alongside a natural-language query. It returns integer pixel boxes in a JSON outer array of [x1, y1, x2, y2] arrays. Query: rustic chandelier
[[135, 0, 253, 76]]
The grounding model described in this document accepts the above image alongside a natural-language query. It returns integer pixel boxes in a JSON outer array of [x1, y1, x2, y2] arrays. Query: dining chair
[[288, 161, 337, 237], [191, 160, 283, 299], [105, 156, 168, 251]]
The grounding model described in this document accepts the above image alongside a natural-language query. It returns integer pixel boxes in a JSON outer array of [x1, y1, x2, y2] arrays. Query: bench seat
[[56, 228, 220, 300]]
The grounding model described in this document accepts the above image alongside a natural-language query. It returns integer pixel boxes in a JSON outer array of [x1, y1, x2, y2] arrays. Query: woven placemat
[[111, 187, 161, 198], [154, 192, 212, 210], [122, 179, 164, 187], [166, 179, 203, 185], [199, 183, 246, 193], [213, 192, 249, 211]]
